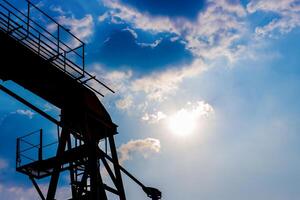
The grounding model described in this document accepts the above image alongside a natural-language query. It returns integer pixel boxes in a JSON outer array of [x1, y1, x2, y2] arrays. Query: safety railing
[[16, 129, 58, 168], [0, 0, 114, 96]]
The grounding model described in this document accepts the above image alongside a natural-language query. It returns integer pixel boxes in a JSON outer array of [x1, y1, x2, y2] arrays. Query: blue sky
[[1, 0, 300, 199]]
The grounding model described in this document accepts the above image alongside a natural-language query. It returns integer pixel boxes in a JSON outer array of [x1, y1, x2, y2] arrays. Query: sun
[[167, 109, 196, 136], [166, 101, 214, 136]]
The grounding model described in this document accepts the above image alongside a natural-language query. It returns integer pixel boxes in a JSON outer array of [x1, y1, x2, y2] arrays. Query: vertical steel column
[[46, 127, 68, 200], [84, 112, 108, 200], [38, 129, 43, 161], [67, 134, 77, 199], [16, 137, 20, 168]]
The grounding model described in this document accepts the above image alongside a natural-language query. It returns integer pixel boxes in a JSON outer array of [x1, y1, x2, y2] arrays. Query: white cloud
[[140, 101, 215, 136], [173, 101, 215, 120], [58, 15, 94, 43], [116, 95, 133, 110], [131, 59, 206, 101], [247, 0, 298, 13], [100, 0, 177, 33], [255, 17, 300, 37], [185, 0, 247, 62], [14, 109, 35, 119], [247, 0, 300, 37], [137, 38, 163, 48], [100, 0, 247, 62], [98, 12, 110, 22], [123, 27, 138, 39], [93, 1, 300, 120], [93, 1, 275, 122], [48, 14, 94, 47], [121, 27, 163, 48], [142, 111, 167, 124], [92, 64, 133, 94], [92, 59, 206, 120], [0, 110, 35, 126], [0, 185, 38, 200], [0, 184, 70, 200], [43, 103, 59, 112], [118, 138, 161, 163], [50, 5, 71, 16]]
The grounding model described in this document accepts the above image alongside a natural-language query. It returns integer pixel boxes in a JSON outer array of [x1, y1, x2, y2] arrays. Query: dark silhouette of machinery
[[0, 0, 161, 199]]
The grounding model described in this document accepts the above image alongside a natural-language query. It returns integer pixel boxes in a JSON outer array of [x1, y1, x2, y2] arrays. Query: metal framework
[[0, 0, 113, 96], [0, 0, 161, 199]]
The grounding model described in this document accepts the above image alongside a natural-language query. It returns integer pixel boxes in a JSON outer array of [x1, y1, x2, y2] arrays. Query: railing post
[[82, 43, 85, 76], [57, 125, 60, 139], [16, 138, 20, 168], [38, 129, 43, 161], [57, 24, 60, 54], [26, 1, 30, 35], [7, 12, 11, 32], [38, 33, 41, 55], [64, 51, 66, 72]]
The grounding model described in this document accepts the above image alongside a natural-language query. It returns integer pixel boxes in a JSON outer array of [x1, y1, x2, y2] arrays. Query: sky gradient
[[1, 0, 300, 199]]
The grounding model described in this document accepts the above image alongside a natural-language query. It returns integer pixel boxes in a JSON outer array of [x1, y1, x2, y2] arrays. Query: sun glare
[[167, 101, 214, 137], [167, 109, 196, 136]]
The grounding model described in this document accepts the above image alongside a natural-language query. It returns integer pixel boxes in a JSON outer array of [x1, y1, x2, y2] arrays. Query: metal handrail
[[0, 3, 84, 78], [16, 129, 58, 168], [18, 129, 40, 139], [0, 1, 81, 57], [0, 0, 115, 96], [0, 14, 84, 77]]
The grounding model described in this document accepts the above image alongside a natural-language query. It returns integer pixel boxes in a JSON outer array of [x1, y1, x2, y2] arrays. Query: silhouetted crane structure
[[0, 1, 161, 199]]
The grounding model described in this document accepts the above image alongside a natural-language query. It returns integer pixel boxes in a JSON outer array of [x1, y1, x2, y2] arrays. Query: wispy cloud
[[93, 59, 206, 119], [123, 27, 138, 39], [14, 109, 35, 119], [92, 1, 245, 125], [137, 38, 163, 48], [100, 0, 177, 33], [0, 185, 38, 200], [50, 5, 72, 16], [247, 0, 300, 37], [0, 184, 70, 200], [116, 95, 133, 110], [141, 101, 215, 129], [118, 138, 161, 164], [131, 59, 206, 101], [142, 111, 167, 124], [47, 14, 94, 47], [58, 15, 94, 42], [99, 0, 247, 62]]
